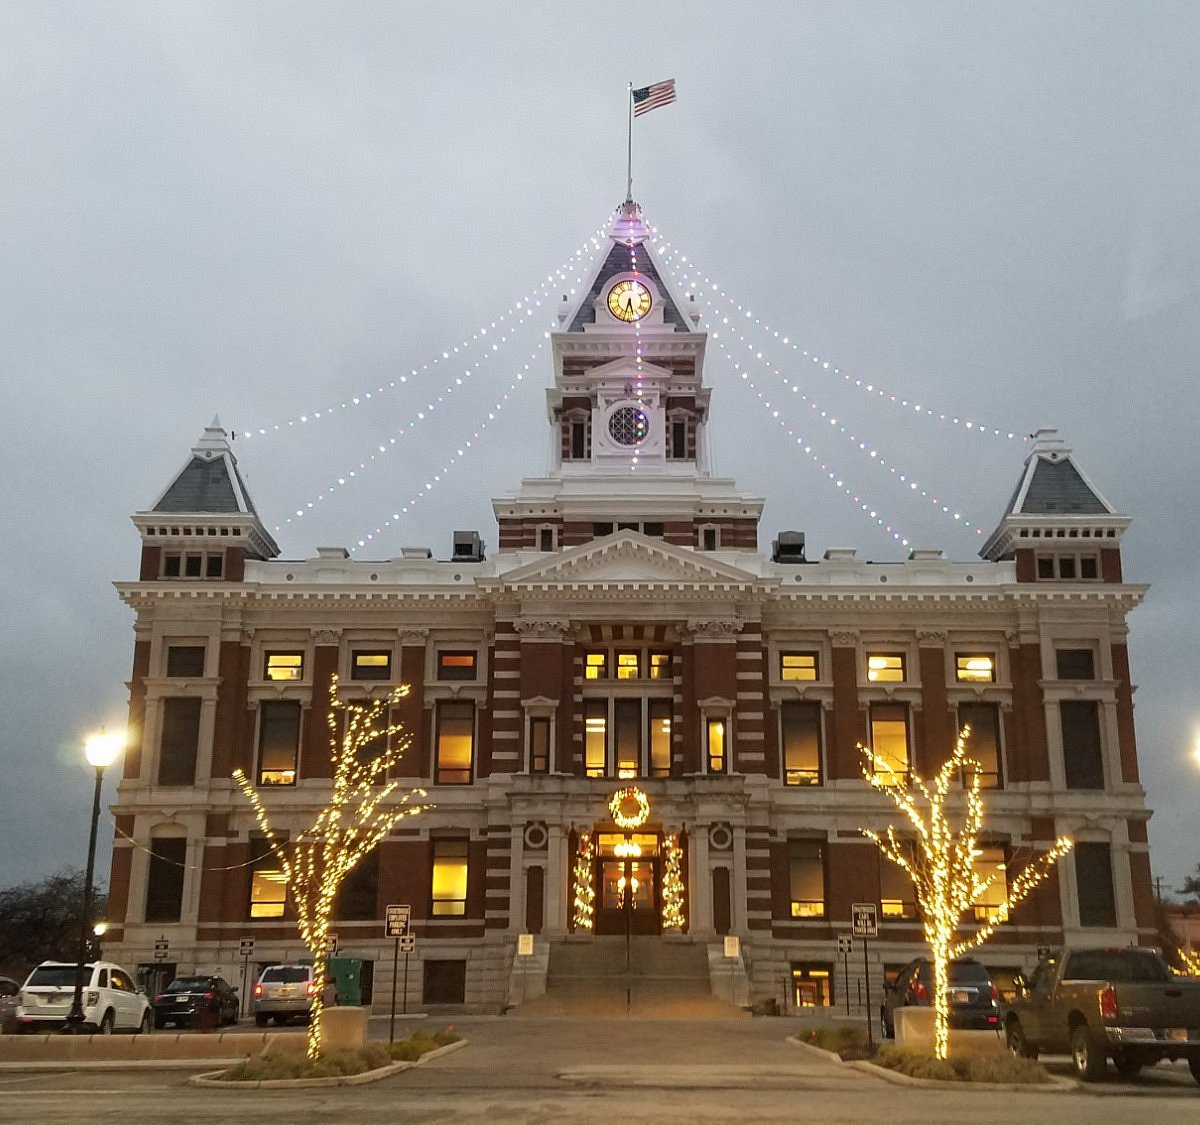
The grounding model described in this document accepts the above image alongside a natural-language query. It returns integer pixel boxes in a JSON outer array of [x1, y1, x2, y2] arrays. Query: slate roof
[[150, 419, 259, 516], [1001, 429, 1117, 518], [567, 239, 691, 333]]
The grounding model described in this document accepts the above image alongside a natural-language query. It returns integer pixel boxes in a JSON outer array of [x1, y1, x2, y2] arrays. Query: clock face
[[607, 279, 653, 322]]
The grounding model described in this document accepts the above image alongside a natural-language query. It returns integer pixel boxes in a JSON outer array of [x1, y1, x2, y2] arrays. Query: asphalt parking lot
[[1, 1017, 1195, 1124]]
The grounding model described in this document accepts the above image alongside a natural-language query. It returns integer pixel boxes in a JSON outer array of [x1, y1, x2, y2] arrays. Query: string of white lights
[[274, 240, 604, 527], [652, 238, 985, 536], [650, 233, 1024, 442], [708, 335, 913, 545], [242, 215, 616, 440], [705, 307, 984, 536], [346, 339, 547, 551]]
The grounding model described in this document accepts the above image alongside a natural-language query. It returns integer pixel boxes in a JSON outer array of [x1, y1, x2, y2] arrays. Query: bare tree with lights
[[233, 675, 428, 1060], [860, 729, 1074, 1060]]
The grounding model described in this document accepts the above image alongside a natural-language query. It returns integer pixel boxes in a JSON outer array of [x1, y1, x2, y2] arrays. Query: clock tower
[[493, 200, 764, 552]]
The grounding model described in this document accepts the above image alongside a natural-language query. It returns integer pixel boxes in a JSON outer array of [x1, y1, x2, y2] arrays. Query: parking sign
[[851, 903, 878, 938], [385, 904, 411, 938], [837, 934, 853, 955]]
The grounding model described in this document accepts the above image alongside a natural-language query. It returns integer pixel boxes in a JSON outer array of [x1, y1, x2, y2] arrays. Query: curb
[[847, 1059, 1074, 1093], [188, 1037, 467, 1089], [783, 1037, 849, 1066], [0, 1059, 244, 1072]]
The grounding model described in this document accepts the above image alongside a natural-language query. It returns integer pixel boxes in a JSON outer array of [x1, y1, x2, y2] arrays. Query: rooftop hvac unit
[[451, 531, 485, 562], [772, 531, 806, 564]]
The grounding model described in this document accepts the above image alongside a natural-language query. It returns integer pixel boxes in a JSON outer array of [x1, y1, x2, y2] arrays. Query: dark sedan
[[881, 957, 1002, 1039], [151, 975, 239, 1029]]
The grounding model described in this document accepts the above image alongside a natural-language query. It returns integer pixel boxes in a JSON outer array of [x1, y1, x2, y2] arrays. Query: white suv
[[17, 961, 152, 1034]]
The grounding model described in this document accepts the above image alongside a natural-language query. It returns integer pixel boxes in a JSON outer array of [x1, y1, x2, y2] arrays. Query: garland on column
[[661, 833, 686, 930], [571, 831, 595, 931]]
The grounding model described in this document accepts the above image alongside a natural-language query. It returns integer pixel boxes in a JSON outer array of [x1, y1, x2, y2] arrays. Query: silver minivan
[[253, 964, 316, 1026]]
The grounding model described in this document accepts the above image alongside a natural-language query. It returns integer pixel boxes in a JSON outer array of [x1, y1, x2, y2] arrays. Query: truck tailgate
[[1116, 979, 1200, 1028]]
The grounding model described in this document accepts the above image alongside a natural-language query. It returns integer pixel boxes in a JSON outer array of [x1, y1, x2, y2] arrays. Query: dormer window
[[698, 525, 719, 551]]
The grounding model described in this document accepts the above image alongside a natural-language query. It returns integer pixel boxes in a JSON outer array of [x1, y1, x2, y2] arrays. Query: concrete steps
[[512, 937, 747, 1019]]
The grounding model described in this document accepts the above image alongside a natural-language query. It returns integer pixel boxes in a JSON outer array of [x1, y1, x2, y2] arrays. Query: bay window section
[[781, 701, 822, 786], [528, 717, 550, 774], [431, 840, 469, 916], [257, 700, 301, 785], [615, 699, 640, 778], [584, 701, 607, 778], [248, 837, 287, 919], [880, 856, 917, 919], [1061, 700, 1104, 789], [435, 701, 474, 785], [145, 837, 186, 923], [971, 846, 1009, 922], [869, 703, 910, 783], [957, 702, 1002, 788], [788, 839, 826, 919], [648, 701, 672, 778], [706, 718, 728, 774], [1074, 842, 1117, 928], [158, 697, 202, 786]]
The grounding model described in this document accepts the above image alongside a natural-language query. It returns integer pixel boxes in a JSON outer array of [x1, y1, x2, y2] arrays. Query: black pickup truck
[[1005, 947, 1200, 1082]]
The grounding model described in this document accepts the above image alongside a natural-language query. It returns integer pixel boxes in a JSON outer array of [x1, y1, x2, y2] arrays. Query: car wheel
[[1112, 1052, 1142, 1078], [152, 1014, 166, 1030], [1187, 1055, 1200, 1085], [1071, 1024, 1107, 1082], [880, 1007, 894, 1040], [98, 1011, 115, 1035], [1006, 1020, 1038, 1061], [254, 1013, 268, 1028], [136, 1010, 152, 1035]]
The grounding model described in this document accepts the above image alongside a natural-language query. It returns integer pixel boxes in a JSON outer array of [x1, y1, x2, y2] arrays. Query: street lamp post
[[62, 730, 122, 1033]]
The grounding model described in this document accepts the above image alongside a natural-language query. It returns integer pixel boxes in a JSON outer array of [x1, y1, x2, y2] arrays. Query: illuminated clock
[[607, 279, 652, 322]]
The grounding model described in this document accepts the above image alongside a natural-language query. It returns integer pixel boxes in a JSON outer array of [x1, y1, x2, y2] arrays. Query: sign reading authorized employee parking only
[[851, 902, 878, 938]]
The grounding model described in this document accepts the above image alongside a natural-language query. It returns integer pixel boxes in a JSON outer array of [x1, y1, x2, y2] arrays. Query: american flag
[[632, 79, 677, 118]]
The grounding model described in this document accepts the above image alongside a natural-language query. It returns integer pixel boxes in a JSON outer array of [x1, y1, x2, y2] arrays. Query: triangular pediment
[[494, 532, 761, 589]]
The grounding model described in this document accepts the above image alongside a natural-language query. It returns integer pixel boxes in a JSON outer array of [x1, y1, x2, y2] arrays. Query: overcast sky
[[2, 1, 1197, 897]]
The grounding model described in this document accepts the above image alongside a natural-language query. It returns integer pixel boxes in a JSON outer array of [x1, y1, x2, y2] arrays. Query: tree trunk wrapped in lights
[[1179, 947, 1200, 977], [860, 728, 1073, 1060], [661, 833, 686, 931], [233, 675, 429, 1060], [571, 832, 595, 931]]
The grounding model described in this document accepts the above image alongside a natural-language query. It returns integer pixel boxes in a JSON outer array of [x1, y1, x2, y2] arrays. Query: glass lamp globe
[[84, 730, 124, 769]]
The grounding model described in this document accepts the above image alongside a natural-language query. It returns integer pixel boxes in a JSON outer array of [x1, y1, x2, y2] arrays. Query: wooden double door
[[594, 832, 661, 935]]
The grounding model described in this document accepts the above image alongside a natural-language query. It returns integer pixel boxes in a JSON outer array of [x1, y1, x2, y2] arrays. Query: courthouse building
[[102, 201, 1157, 1011]]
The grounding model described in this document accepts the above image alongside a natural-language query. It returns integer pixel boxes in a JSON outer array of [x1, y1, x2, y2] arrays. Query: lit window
[[971, 847, 1009, 923], [435, 702, 474, 784], [869, 703, 910, 782], [649, 701, 672, 778], [257, 700, 301, 785], [437, 652, 476, 680], [880, 857, 917, 919], [648, 652, 671, 680], [352, 651, 391, 681], [616, 652, 640, 680], [791, 964, 833, 1007], [431, 840, 469, 916], [867, 653, 906, 682], [955, 654, 995, 683], [788, 840, 825, 918], [585, 701, 607, 777], [249, 840, 287, 919], [780, 652, 818, 682], [781, 701, 821, 785], [264, 652, 304, 681], [584, 652, 608, 680], [707, 718, 727, 774]]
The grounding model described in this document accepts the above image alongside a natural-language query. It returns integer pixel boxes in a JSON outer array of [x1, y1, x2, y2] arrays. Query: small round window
[[608, 405, 649, 446]]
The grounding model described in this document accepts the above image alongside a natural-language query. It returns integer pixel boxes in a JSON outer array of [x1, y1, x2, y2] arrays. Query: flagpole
[[626, 82, 634, 202]]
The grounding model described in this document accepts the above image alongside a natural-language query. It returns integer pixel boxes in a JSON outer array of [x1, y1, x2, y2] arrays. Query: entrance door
[[594, 833, 660, 935]]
